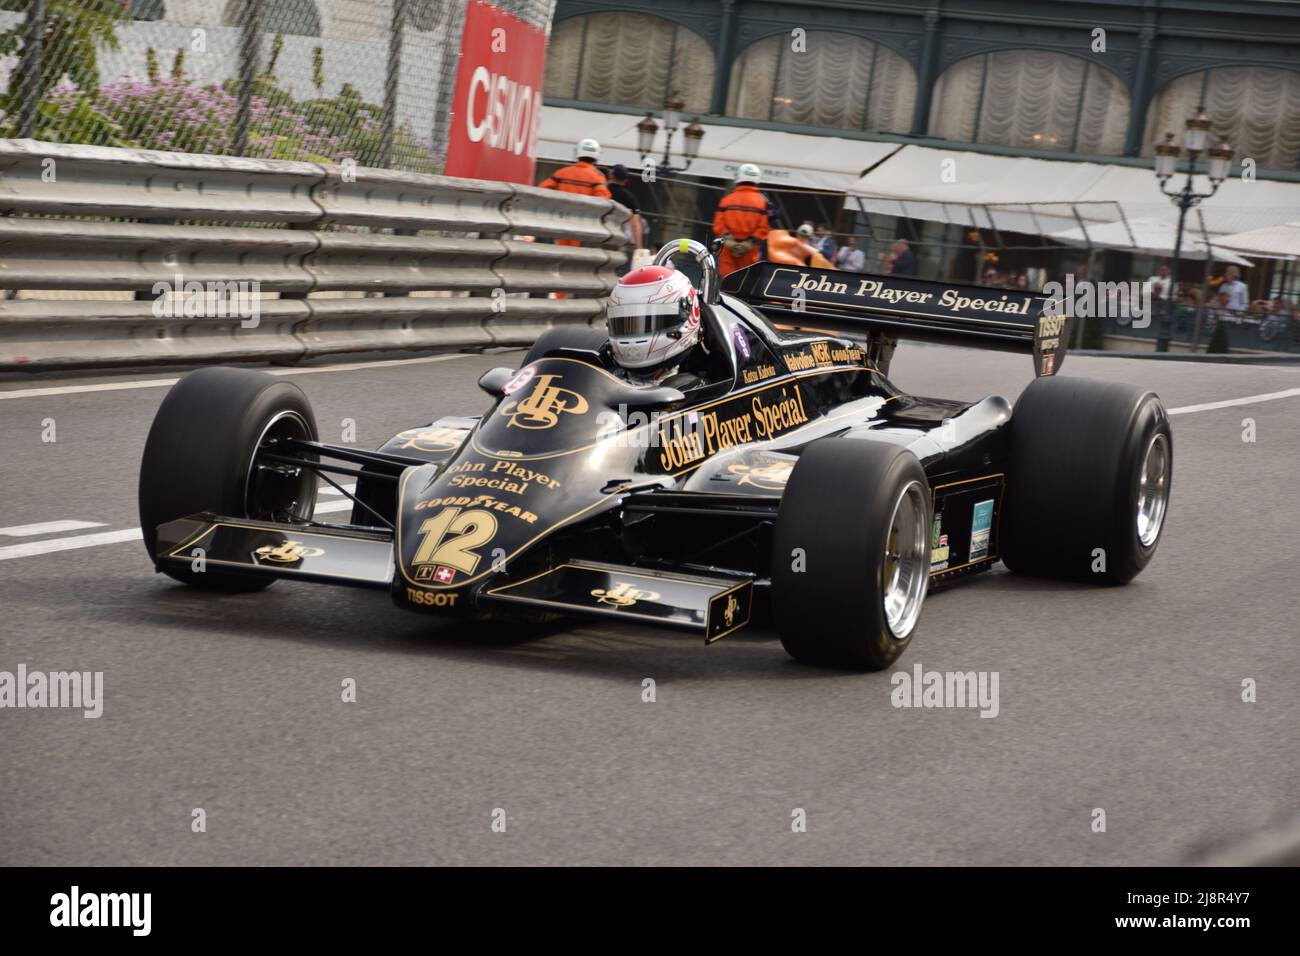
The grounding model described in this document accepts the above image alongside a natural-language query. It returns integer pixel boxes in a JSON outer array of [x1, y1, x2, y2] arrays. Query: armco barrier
[[0, 140, 629, 370]]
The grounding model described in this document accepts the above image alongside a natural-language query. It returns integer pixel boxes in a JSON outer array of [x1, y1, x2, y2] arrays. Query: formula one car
[[138, 239, 1172, 669]]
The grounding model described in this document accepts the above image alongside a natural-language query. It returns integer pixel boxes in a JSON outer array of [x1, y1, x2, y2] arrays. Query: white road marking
[[1167, 387, 1300, 416], [317, 483, 356, 496], [0, 352, 476, 400], [0, 527, 142, 561], [0, 519, 106, 537], [0, 501, 354, 562]]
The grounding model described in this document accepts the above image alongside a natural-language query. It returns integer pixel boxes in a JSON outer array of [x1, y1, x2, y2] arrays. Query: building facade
[[547, 0, 1300, 172]]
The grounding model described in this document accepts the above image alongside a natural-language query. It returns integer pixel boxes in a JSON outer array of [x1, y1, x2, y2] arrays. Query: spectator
[[1220, 265, 1249, 313], [606, 164, 644, 250], [982, 267, 1001, 286], [888, 239, 916, 276], [1146, 261, 1173, 302], [833, 235, 866, 272], [813, 223, 836, 262]]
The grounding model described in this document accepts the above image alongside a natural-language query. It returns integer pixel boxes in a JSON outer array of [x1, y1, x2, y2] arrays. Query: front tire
[[138, 367, 319, 590], [772, 439, 931, 670], [1000, 376, 1171, 585]]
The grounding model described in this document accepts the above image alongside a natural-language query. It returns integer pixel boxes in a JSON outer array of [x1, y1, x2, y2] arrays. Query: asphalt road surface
[[2, 345, 1298, 866]]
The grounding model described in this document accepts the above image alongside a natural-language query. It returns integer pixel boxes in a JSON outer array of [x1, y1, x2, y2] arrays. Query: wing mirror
[[478, 367, 515, 397]]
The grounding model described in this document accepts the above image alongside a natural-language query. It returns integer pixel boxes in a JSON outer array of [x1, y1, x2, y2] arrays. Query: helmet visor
[[606, 301, 686, 337]]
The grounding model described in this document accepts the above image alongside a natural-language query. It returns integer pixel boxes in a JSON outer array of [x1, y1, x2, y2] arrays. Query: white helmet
[[606, 265, 701, 371], [736, 162, 761, 184], [576, 138, 601, 161]]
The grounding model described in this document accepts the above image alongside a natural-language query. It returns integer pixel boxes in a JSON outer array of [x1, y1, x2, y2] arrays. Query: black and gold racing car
[[138, 239, 1171, 669]]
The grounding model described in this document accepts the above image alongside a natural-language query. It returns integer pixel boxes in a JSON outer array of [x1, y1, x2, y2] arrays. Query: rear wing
[[722, 261, 1069, 377]]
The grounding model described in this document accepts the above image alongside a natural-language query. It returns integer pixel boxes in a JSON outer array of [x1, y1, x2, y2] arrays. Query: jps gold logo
[[591, 582, 661, 607], [727, 460, 794, 490], [723, 592, 740, 627], [500, 374, 589, 429], [255, 540, 325, 563], [396, 426, 467, 452]]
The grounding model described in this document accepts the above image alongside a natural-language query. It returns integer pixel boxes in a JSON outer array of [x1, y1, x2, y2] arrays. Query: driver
[[605, 265, 711, 389]]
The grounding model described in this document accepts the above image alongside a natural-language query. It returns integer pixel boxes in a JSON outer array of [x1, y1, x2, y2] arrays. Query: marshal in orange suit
[[711, 163, 770, 278]]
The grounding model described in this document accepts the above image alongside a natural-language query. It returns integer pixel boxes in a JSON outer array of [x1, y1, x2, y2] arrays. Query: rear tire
[[138, 367, 319, 590], [772, 439, 931, 670], [1001, 376, 1171, 585]]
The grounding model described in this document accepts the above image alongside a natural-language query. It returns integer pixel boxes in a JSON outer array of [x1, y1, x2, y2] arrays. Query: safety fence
[[0, 139, 629, 369]]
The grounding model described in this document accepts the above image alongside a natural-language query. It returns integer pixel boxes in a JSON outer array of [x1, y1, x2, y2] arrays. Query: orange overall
[[539, 160, 612, 296], [711, 184, 770, 277], [539, 159, 612, 247]]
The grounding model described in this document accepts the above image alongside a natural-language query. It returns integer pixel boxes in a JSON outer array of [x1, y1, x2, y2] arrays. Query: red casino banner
[[444, 0, 548, 184]]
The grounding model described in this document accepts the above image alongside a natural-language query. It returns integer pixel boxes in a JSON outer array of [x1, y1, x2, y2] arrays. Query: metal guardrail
[[0, 140, 630, 369]]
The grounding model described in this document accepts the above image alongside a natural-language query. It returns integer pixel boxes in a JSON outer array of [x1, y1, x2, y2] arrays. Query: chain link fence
[[0, 0, 555, 172]]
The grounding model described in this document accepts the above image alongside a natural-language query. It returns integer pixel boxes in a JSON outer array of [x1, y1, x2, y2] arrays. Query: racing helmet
[[735, 163, 761, 184], [576, 138, 601, 161], [606, 265, 702, 371]]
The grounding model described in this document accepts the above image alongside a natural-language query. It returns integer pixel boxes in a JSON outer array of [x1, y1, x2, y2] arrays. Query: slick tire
[[1000, 376, 1171, 585], [139, 367, 319, 590], [522, 328, 609, 366], [772, 439, 932, 670]]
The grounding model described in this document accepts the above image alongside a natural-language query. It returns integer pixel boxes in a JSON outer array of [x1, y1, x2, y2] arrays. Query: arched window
[[727, 32, 916, 133], [545, 13, 714, 114], [929, 51, 1129, 154], [221, 0, 322, 38], [1144, 68, 1300, 170]]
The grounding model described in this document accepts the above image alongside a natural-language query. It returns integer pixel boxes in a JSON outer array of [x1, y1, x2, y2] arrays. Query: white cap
[[736, 162, 761, 184], [576, 138, 601, 161], [796, 223, 814, 238]]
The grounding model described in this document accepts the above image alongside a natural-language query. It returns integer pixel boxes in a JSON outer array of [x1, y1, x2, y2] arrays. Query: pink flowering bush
[[42, 75, 438, 172]]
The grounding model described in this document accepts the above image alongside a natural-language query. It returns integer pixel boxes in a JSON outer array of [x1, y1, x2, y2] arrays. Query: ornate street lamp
[[637, 93, 702, 174], [636, 95, 705, 247], [1152, 109, 1233, 351]]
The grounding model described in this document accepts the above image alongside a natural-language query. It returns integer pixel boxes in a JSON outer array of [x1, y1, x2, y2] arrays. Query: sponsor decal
[[413, 494, 538, 524], [657, 384, 809, 472], [405, 586, 460, 607], [782, 271, 1035, 318], [591, 582, 661, 607], [254, 540, 325, 563], [499, 373, 589, 429], [731, 325, 752, 360], [723, 592, 740, 628], [784, 343, 865, 372], [444, 459, 561, 494], [969, 499, 994, 561], [741, 363, 778, 385], [726, 459, 794, 490], [443, 0, 547, 184]]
